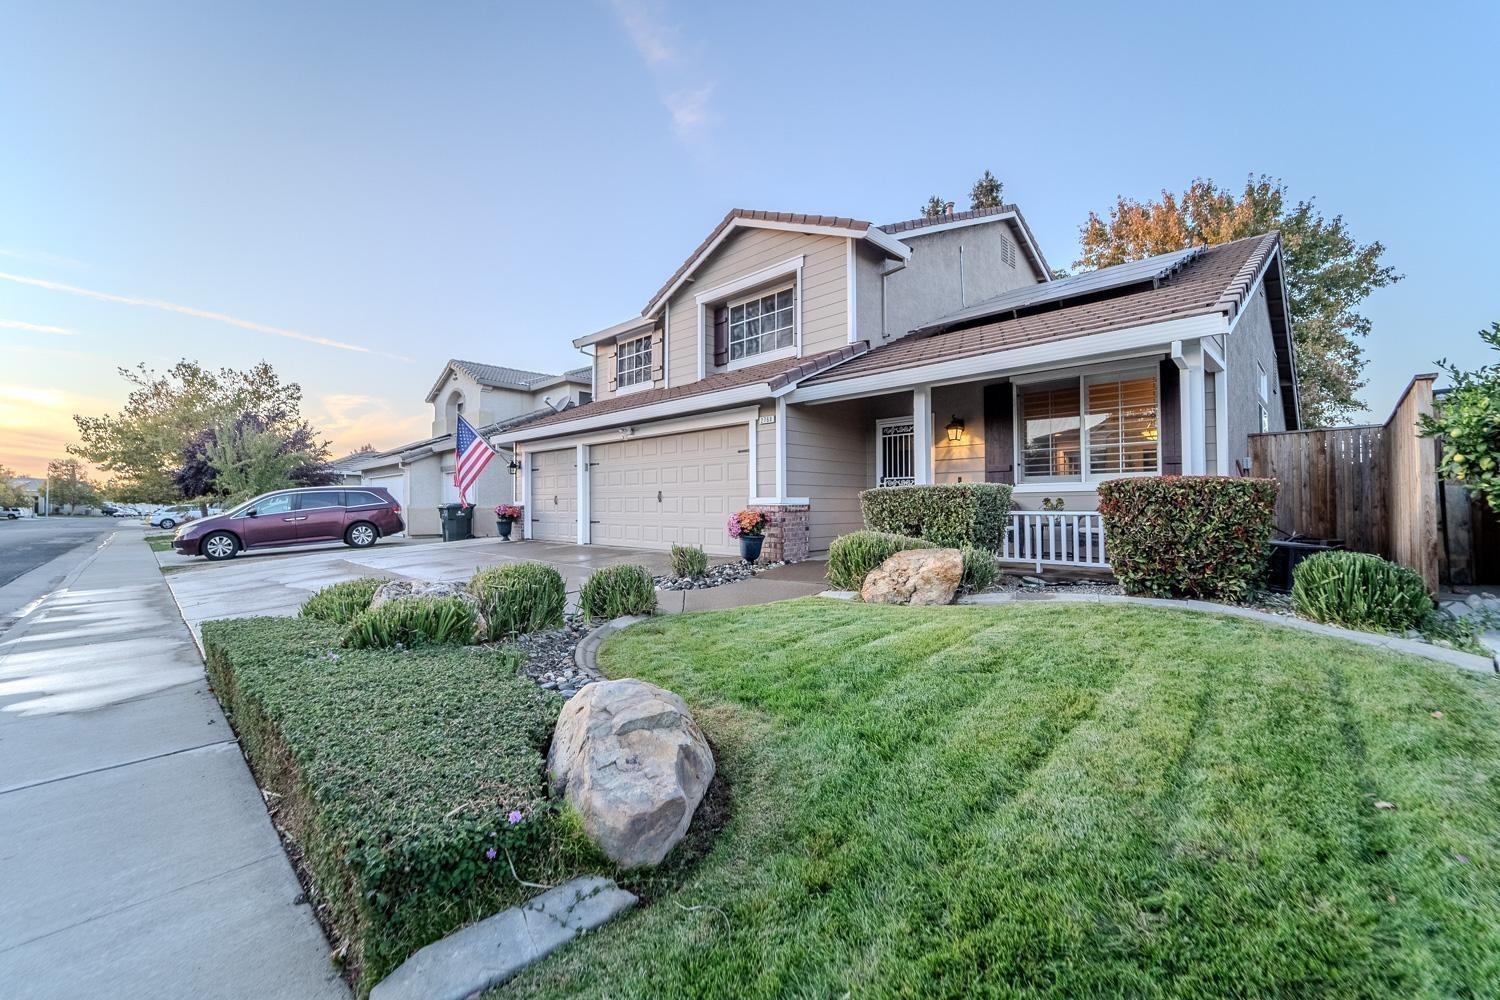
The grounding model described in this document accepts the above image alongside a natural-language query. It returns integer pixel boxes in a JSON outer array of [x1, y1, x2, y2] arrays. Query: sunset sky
[[3, 0, 1497, 480]]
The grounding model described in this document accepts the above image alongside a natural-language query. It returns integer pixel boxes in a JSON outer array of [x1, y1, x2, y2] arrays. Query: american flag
[[453, 414, 497, 507]]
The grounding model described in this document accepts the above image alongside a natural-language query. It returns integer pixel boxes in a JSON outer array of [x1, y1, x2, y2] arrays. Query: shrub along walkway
[[0, 529, 347, 999]]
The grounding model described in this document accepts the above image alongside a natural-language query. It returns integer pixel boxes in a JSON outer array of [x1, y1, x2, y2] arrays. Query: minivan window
[[248, 494, 295, 516], [346, 491, 382, 507], [295, 490, 345, 511]]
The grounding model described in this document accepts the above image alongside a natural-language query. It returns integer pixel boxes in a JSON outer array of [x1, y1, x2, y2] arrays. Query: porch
[[777, 345, 1230, 572]]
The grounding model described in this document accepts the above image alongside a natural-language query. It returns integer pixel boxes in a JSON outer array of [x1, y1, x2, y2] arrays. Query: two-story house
[[494, 205, 1297, 561], [343, 359, 591, 537]]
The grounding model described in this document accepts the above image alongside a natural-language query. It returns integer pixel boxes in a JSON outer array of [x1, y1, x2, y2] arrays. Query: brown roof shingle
[[498, 345, 866, 437], [804, 233, 1281, 386]]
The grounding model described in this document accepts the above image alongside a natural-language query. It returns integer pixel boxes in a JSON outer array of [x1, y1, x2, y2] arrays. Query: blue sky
[[2, 0, 1496, 475]]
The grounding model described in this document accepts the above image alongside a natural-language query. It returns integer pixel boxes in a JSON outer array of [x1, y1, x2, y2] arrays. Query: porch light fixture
[[945, 415, 965, 443], [506, 458, 522, 473]]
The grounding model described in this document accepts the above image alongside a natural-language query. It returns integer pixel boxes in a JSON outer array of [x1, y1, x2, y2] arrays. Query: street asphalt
[[0, 516, 116, 588]]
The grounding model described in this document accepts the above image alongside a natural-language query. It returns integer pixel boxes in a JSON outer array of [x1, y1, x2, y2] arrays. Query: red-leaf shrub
[[1096, 476, 1278, 600]]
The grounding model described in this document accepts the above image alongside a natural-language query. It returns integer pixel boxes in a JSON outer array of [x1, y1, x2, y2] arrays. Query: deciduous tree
[[1075, 175, 1401, 426], [1420, 321, 1500, 511], [45, 458, 101, 510], [174, 412, 335, 505], [0, 466, 28, 508]]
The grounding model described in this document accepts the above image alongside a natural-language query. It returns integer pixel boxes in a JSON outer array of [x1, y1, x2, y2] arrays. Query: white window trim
[[615, 333, 653, 395], [696, 256, 805, 379], [723, 283, 797, 371], [1013, 365, 1162, 486]]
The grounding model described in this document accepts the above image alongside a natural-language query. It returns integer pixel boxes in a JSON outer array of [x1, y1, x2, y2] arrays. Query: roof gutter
[[494, 382, 773, 446]]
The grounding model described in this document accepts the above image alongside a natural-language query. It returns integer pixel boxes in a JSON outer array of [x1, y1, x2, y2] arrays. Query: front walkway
[[0, 532, 347, 999], [162, 537, 827, 638]]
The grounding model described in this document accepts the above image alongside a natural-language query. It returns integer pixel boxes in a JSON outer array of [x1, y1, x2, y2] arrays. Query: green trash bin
[[438, 503, 474, 542]]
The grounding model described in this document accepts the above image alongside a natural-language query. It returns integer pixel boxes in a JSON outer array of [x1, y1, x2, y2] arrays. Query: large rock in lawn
[[547, 678, 714, 868], [861, 547, 963, 606], [368, 579, 488, 642]]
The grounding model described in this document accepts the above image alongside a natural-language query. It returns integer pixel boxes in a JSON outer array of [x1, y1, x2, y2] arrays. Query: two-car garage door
[[530, 425, 749, 556]]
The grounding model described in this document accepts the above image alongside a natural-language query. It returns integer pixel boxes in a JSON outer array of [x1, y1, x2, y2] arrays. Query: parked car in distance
[[3, 507, 26, 519], [172, 487, 405, 560], [149, 505, 221, 529]]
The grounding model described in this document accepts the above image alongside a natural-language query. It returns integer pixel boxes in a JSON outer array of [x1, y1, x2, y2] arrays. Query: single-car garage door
[[530, 448, 578, 542], [589, 425, 748, 555]]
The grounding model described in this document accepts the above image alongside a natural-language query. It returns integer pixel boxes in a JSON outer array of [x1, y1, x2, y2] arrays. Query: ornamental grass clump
[[579, 564, 657, 619], [343, 595, 478, 649], [1292, 550, 1432, 632], [670, 543, 710, 578], [300, 577, 385, 624], [961, 545, 1000, 591], [826, 530, 928, 590], [468, 562, 566, 639], [1097, 476, 1277, 600]]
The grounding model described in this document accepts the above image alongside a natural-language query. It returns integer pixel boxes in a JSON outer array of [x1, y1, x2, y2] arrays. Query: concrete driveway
[[161, 536, 828, 640]]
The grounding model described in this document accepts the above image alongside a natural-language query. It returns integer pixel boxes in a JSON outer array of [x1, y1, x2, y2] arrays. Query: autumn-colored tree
[[969, 170, 1004, 210], [1075, 175, 1400, 426], [920, 195, 949, 219], [71, 361, 305, 502]]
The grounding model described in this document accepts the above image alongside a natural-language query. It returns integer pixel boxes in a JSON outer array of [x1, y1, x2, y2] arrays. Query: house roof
[[642, 209, 910, 316], [802, 232, 1284, 387], [499, 345, 866, 437], [425, 359, 589, 403], [876, 204, 1052, 279]]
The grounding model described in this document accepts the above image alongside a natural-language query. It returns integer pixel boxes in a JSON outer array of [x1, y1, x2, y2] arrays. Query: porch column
[[913, 386, 933, 484], [576, 444, 590, 544], [519, 446, 531, 539], [1172, 340, 1207, 476]]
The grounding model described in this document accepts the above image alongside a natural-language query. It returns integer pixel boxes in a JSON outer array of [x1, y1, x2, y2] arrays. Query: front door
[[295, 489, 347, 542], [237, 493, 298, 548]]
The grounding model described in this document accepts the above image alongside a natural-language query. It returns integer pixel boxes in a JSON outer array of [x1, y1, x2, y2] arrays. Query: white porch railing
[[998, 511, 1110, 573]]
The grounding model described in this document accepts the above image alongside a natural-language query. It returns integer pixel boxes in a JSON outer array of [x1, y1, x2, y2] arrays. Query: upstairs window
[[1018, 371, 1159, 483], [617, 335, 652, 388], [729, 287, 794, 361], [1257, 362, 1270, 432]]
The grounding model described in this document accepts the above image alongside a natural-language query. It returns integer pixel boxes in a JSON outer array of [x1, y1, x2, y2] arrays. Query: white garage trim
[[510, 406, 759, 453], [576, 443, 590, 544]]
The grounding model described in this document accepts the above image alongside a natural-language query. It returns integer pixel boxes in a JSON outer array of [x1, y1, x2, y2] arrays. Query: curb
[[816, 589, 1498, 677], [573, 614, 650, 676]]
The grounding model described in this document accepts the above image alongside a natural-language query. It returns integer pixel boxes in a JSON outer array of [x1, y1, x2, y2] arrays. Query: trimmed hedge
[[670, 544, 710, 579], [201, 617, 564, 996], [1292, 550, 1432, 631], [859, 483, 1013, 549], [343, 595, 478, 649], [579, 564, 657, 619], [827, 530, 997, 592], [469, 563, 566, 639], [300, 577, 385, 624], [1096, 476, 1278, 600]]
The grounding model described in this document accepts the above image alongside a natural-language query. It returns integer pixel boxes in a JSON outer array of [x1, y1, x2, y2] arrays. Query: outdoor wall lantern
[[946, 415, 965, 443]]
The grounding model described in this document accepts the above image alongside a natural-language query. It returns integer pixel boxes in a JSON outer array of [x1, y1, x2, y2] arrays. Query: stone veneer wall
[[749, 504, 811, 563]]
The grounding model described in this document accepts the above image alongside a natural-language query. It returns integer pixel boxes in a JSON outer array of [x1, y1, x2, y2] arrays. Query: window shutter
[[712, 306, 729, 367], [1158, 358, 1181, 475], [983, 383, 1014, 484], [607, 346, 617, 392], [651, 329, 665, 382]]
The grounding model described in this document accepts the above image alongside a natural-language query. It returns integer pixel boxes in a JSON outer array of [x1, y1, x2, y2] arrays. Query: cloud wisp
[[607, 0, 718, 140], [0, 318, 76, 336], [0, 270, 411, 361]]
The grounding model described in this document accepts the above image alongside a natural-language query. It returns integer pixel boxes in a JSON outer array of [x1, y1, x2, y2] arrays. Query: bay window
[[1018, 371, 1159, 483]]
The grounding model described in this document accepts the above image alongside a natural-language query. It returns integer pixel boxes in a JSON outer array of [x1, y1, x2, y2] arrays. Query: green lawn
[[144, 533, 175, 551], [504, 599, 1500, 998]]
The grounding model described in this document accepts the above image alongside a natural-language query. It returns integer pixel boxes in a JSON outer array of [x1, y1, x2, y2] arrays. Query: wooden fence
[[1249, 375, 1439, 592]]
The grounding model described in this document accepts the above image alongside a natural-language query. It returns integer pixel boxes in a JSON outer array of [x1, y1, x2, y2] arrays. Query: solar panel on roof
[[917, 245, 1204, 332]]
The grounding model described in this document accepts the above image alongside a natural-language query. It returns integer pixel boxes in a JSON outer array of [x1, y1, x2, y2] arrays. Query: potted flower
[[727, 508, 766, 562], [494, 504, 523, 540]]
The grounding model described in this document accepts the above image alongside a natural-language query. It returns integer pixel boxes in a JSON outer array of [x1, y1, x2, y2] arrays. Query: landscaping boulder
[[368, 580, 488, 642], [547, 678, 714, 868], [860, 547, 964, 606]]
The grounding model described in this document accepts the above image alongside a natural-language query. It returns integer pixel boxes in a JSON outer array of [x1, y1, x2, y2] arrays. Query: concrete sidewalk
[[0, 531, 347, 999]]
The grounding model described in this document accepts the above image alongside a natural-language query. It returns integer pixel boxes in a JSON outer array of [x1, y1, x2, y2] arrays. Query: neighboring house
[[494, 205, 1297, 561], [345, 360, 592, 537]]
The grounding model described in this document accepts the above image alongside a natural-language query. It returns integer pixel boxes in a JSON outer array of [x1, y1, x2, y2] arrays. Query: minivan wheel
[[202, 531, 239, 561], [345, 522, 378, 548], [159, 518, 176, 529]]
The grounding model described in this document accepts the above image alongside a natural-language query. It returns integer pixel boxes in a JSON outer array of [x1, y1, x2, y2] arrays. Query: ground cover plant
[[300, 576, 385, 623], [579, 564, 657, 619], [501, 598, 1500, 998], [202, 616, 571, 996], [469, 562, 567, 638]]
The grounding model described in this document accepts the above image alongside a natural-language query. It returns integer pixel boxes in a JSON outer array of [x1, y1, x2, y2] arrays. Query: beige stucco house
[[494, 205, 1298, 564], [340, 360, 591, 537]]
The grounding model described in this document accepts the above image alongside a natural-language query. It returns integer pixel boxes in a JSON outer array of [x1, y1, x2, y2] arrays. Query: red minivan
[[172, 487, 406, 560]]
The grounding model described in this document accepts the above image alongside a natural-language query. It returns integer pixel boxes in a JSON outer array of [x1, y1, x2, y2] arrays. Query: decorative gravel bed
[[654, 559, 784, 591], [984, 573, 1124, 597], [506, 618, 599, 697]]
